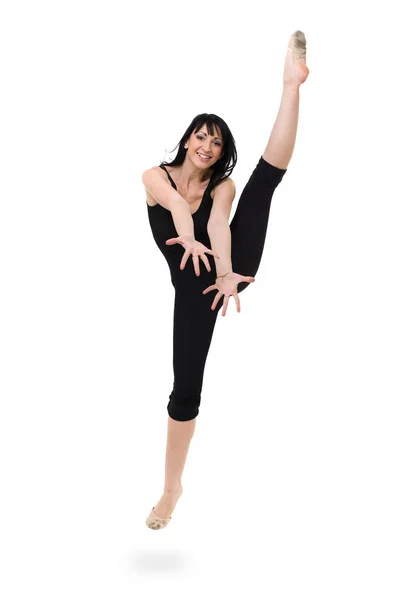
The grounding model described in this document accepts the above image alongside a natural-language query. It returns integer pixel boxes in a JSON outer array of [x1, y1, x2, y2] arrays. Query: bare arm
[[169, 202, 195, 240], [207, 222, 232, 277], [206, 178, 235, 277]]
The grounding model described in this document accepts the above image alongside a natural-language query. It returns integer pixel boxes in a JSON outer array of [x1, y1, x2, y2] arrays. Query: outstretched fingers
[[202, 283, 216, 295], [221, 295, 230, 317], [207, 249, 220, 259], [201, 285, 224, 311], [233, 293, 240, 313], [180, 250, 191, 270], [221, 293, 241, 317], [211, 292, 223, 311], [191, 254, 211, 276], [192, 254, 200, 276], [165, 237, 178, 245], [202, 285, 242, 315], [199, 253, 211, 272], [180, 250, 216, 275]]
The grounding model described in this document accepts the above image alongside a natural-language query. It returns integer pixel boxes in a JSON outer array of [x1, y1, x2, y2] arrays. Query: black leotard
[[147, 164, 216, 288], [147, 156, 287, 421]]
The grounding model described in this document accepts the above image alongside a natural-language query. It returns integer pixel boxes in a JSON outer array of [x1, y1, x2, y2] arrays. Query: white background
[[1, 1, 399, 598]]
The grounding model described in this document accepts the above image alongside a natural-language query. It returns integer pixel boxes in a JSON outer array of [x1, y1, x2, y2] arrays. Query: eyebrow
[[198, 130, 222, 141]]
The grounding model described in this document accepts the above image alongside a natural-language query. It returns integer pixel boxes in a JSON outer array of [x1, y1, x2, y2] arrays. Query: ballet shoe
[[287, 30, 307, 60], [146, 486, 183, 530], [285, 30, 309, 85]]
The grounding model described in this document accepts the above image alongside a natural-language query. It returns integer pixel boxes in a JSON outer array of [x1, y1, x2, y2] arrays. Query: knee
[[167, 391, 200, 422]]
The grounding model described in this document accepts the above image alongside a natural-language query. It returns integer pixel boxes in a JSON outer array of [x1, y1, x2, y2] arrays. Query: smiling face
[[185, 124, 224, 167]]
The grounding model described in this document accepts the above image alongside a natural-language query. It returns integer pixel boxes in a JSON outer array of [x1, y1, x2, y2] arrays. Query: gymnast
[[142, 30, 309, 529]]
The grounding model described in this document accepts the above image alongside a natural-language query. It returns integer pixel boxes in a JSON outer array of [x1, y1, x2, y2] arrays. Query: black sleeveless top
[[147, 164, 216, 288]]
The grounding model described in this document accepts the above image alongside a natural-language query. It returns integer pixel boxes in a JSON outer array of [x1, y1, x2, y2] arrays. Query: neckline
[[160, 164, 211, 217]]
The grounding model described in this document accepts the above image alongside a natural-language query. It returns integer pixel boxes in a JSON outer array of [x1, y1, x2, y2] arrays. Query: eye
[[196, 134, 222, 146]]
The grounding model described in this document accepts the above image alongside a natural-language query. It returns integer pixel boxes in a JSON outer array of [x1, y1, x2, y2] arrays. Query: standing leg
[[168, 285, 219, 421], [147, 285, 218, 526], [231, 30, 309, 293]]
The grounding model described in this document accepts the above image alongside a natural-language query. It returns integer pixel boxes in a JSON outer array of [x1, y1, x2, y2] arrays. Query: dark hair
[[160, 113, 237, 193]]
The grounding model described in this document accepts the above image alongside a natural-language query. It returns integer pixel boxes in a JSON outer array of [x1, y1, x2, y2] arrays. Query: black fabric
[[147, 156, 287, 421]]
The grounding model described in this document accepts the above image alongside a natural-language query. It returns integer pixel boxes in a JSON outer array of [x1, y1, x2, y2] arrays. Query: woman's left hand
[[202, 272, 255, 317]]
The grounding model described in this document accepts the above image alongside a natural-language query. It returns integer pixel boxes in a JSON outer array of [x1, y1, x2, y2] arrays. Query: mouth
[[196, 152, 212, 162]]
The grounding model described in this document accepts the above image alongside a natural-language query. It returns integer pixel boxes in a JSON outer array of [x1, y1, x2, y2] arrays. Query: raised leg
[[264, 30, 309, 170], [230, 31, 308, 294]]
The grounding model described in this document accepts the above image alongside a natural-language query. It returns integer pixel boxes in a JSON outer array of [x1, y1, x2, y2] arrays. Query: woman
[[142, 31, 309, 529]]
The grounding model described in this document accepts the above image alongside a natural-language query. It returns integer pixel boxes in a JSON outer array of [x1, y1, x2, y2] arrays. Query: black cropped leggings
[[168, 156, 287, 421]]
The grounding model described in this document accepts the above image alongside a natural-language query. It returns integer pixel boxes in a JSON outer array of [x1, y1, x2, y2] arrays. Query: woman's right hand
[[165, 235, 220, 276]]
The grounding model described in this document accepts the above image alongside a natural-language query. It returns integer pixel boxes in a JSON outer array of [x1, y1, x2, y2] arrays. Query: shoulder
[[211, 176, 235, 199], [147, 165, 169, 180]]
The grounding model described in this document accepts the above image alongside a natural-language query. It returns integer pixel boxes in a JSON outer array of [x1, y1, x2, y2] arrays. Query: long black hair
[[160, 113, 237, 193]]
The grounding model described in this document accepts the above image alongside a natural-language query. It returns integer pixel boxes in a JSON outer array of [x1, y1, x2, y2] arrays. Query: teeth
[[197, 153, 210, 159]]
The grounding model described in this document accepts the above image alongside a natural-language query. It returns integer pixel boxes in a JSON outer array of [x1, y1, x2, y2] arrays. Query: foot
[[152, 485, 183, 520], [284, 30, 309, 86]]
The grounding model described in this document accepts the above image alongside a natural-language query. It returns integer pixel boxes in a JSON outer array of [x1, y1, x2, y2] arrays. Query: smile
[[197, 152, 211, 161]]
